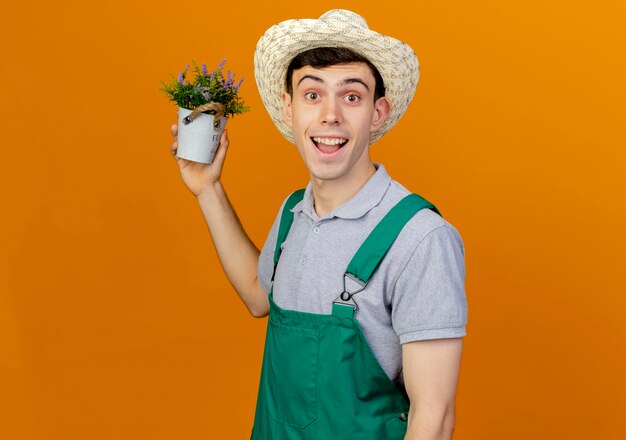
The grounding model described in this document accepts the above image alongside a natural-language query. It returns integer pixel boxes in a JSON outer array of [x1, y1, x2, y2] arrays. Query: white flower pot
[[176, 106, 228, 164]]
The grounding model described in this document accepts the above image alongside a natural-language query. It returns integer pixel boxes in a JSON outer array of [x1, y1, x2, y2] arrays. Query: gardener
[[169, 9, 467, 440]]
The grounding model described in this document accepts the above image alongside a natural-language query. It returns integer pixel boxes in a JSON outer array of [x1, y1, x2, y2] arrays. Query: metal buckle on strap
[[332, 273, 368, 311]]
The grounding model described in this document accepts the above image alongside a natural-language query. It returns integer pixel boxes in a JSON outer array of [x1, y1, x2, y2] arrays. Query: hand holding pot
[[170, 123, 230, 197]]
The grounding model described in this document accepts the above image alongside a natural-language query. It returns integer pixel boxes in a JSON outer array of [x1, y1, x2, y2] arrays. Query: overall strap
[[271, 189, 305, 283], [347, 193, 441, 284], [332, 193, 442, 317]]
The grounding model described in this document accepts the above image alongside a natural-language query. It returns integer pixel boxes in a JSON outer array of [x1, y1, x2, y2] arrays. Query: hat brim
[[254, 10, 419, 145]]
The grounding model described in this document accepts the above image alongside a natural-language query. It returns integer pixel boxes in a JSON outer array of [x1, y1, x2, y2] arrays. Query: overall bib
[[251, 190, 442, 440]]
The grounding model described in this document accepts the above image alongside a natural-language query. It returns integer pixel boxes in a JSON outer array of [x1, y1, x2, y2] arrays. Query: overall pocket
[[266, 320, 319, 428]]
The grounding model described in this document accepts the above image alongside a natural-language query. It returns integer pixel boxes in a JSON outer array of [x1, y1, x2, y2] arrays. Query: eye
[[345, 94, 361, 103], [305, 91, 319, 100]]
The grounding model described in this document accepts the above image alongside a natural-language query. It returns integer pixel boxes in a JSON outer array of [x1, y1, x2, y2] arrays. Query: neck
[[311, 161, 377, 217]]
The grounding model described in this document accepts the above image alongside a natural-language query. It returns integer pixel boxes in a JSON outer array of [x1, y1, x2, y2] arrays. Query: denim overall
[[251, 190, 442, 439]]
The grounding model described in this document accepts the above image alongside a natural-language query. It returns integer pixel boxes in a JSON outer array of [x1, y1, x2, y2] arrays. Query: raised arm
[[170, 124, 269, 318]]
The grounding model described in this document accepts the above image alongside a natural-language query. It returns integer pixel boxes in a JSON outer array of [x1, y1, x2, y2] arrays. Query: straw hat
[[254, 9, 419, 144]]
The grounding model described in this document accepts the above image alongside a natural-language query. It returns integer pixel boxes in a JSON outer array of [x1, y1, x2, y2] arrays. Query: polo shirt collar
[[291, 163, 391, 221]]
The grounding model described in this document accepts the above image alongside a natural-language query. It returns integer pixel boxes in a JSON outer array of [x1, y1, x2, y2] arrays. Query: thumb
[[211, 129, 230, 165]]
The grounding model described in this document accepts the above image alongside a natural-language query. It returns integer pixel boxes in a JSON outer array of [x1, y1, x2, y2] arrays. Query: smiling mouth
[[311, 136, 348, 154]]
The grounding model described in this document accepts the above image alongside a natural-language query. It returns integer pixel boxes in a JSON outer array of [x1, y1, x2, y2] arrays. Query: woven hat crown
[[318, 9, 369, 28], [254, 9, 419, 145]]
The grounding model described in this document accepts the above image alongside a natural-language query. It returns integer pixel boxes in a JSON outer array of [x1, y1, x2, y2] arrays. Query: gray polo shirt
[[258, 163, 467, 387]]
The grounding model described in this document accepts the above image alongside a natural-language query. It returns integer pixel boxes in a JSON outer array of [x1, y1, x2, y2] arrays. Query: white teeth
[[313, 137, 348, 145]]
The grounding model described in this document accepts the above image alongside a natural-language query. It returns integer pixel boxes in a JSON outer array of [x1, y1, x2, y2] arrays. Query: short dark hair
[[285, 47, 385, 102]]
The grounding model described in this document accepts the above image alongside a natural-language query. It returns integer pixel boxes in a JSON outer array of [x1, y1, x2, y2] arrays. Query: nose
[[320, 97, 341, 125]]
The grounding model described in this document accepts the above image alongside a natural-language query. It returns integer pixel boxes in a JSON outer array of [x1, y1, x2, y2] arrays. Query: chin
[[307, 162, 348, 182]]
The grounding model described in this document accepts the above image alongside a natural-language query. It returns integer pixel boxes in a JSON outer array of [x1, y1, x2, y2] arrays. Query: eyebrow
[[296, 74, 370, 91]]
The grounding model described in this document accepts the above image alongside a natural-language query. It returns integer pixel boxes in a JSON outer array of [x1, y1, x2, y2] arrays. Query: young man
[[170, 9, 467, 440]]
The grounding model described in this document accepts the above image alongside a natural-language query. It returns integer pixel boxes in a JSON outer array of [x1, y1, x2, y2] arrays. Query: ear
[[280, 91, 293, 128], [370, 96, 392, 132]]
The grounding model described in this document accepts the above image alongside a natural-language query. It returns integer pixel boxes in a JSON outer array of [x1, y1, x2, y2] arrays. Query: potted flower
[[160, 58, 249, 163]]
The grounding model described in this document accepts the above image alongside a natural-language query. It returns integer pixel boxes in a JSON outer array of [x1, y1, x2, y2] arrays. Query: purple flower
[[201, 64, 208, 75], [218, 58, 226, 70], [235, 77, 244, 91], [178, 64, 191, 85], [223, 70, 234, 88], [210, 71, 215, 81], [204, 91, 211, 101]]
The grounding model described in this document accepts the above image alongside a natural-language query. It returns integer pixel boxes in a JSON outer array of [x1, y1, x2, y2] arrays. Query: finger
[[220, 129, 229, 150], [212, 130, 229, 164], [170, 124, 180, 156], [170, 138, 178, 157]]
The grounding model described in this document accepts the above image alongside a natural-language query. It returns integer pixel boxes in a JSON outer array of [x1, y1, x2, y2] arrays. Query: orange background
[[2, 1, 625, 438]]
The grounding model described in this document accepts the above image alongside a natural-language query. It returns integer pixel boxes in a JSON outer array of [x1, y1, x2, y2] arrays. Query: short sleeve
[[257, 196, 290, 293], [391, 224, 468, 343]]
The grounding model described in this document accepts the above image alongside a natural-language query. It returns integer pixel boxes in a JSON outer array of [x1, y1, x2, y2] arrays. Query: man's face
[[280, 62, 391, 185]]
